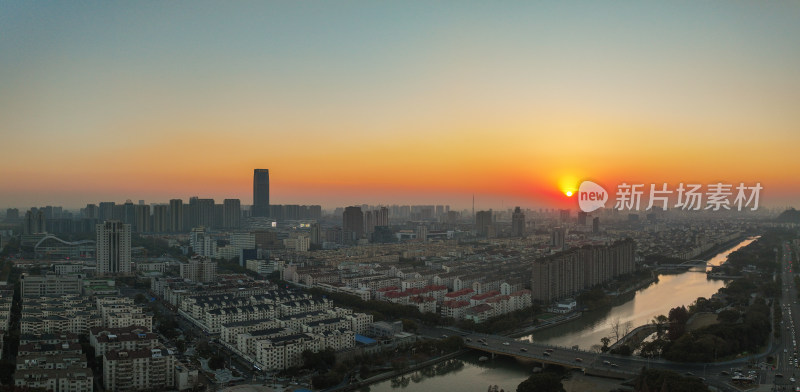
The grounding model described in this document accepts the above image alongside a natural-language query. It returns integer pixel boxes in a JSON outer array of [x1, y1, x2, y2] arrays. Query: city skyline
[[3, 2, 800, 209]]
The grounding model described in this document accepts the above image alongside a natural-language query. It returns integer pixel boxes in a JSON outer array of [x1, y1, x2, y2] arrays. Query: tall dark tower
[[253, 169, 270, 217]]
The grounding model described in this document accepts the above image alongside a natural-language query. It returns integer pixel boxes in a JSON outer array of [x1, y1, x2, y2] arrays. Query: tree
[[717, 309, 740, 324], [609, 317, 623, 342], [402, 318, 418, 333], [208, 355, 226, 370], [600, 337, 611, 352], [517, 373, 565, 392], [667, 306, 689, 341], [134, 293, 147, 304], [652, 314, 668, 338]]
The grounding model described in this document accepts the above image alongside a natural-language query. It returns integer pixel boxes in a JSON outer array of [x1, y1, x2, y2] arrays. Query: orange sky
[[2, 2, 799, 209]]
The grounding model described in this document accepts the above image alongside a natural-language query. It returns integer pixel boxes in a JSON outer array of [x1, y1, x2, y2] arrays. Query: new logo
[[578, 181, 608, 212]]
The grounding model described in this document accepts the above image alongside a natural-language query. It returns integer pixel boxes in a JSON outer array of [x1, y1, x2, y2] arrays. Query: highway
[[772, 240, 800, 391]]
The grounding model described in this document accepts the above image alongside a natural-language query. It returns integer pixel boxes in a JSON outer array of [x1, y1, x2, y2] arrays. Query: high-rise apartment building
[[531, 239, 635, 303], [343, 206, 364, 243], [96, 220, 132, 275], [511, 207, 526, 237], [551, 227, 566, 250], [152, 205, 169, 233], [134, 204, 150, 233], [5, 208, 19, 222], [252, 169, 270, 217], [475, 210, 493, 237], [169, 199, 184, 232], [98, 202, 115, 221]]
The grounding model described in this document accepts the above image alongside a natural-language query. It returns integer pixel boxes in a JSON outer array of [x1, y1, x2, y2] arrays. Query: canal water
[[365, 236, 757, 392]]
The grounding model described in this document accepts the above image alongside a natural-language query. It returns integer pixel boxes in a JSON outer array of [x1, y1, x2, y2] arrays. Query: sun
[[558, 175, 579, 198]]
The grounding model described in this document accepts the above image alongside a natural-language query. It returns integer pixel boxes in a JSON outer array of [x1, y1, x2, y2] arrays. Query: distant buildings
[[252, 168, 270, 217], [551, 227, 566, 250], [223, 198, 241, 229], [475, 210, 493, 238], [96, 220, 132, 276], [511, 206, 526, 237], [343, 206, 364, 243], [169, 199, 184, 232], [152, 205, 169, 233]]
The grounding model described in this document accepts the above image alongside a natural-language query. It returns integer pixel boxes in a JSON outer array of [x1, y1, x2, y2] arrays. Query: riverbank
[[329, 350, 467, 392]]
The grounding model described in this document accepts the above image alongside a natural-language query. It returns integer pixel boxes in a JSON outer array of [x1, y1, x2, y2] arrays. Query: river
[[363, 236, 757, 392]]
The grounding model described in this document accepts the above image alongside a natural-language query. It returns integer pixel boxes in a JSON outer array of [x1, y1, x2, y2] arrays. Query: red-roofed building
[[374, 286, 400, 301], [384, 290, 411, 305], [409, 296, 437, 314], [485, 295, 511, 315], [441, 300, 471, 320], [470, 290, 501, 306], [444, 288, 474, 302]]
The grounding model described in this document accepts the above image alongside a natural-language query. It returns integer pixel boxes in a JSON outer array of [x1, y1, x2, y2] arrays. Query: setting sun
[[565, 191, 573, 197]]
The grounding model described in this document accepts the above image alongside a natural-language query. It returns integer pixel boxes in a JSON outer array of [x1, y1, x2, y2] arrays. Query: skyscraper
[[252, 169, 270, 217], [511, 206, 526, 237], [551, 227, 566, 250], [343, 206, 364, 243], [96, 220, 131, 275], [223, 199, 241, 229]]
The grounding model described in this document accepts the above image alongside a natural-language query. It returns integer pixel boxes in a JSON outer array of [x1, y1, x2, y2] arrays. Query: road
[[772, 240, 800, 391]]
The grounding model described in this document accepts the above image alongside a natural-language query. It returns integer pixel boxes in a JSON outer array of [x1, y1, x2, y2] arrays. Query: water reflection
[[363, 353, 531, 392], [525, 237, 756, 349]]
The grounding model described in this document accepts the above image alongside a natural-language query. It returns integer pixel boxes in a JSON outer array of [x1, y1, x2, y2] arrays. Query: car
[[792, 377, 797, 383], [482, 342, 488, 346], [720, 371, 730, 376], [611, 363, 619, 368], [502, 342, 510, 346], [603, 360, 610, 365], [545, 348, 554, 353], [575, 358, 583, 362], [685, 372, 694, 376], [543, 352, 550, 356], [777, 373, 784, 378], [520, 348, 527, 352], [465, 338, 471, 342]]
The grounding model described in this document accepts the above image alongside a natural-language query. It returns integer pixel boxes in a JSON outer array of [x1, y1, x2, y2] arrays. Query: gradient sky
[[2, 2, 799, 210]]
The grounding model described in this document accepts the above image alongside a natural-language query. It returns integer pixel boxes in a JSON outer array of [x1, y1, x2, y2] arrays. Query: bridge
[[655, 259, 708, 270], [463, 333, 637, 379], [460, 331, 765, 390]]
